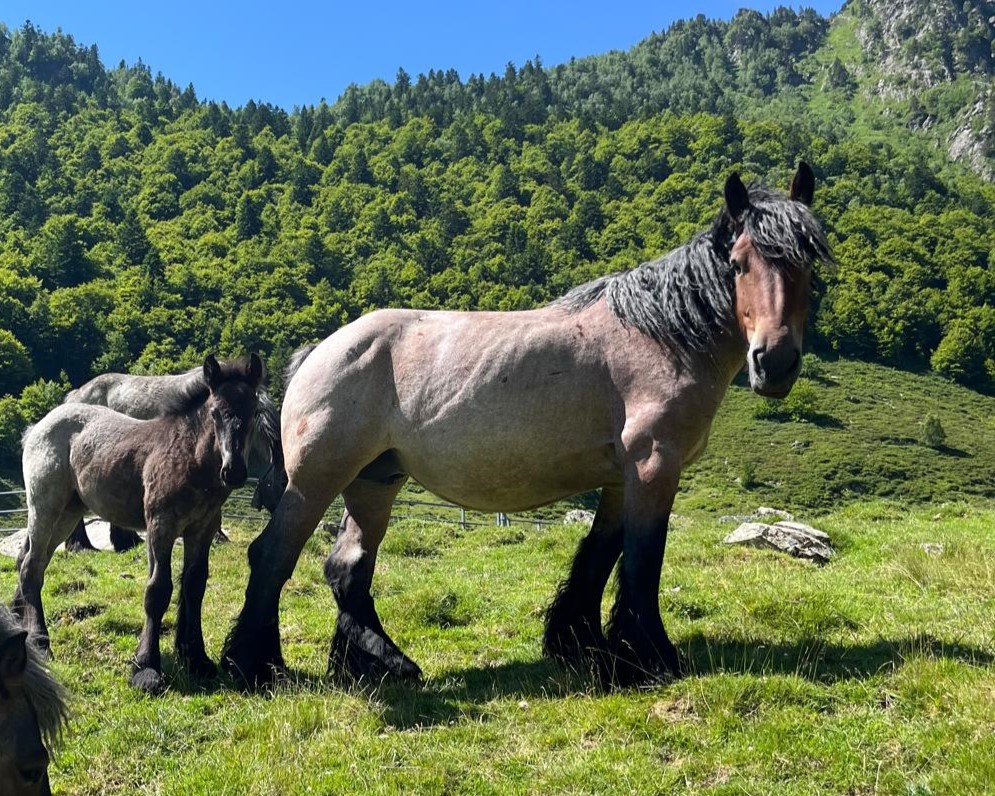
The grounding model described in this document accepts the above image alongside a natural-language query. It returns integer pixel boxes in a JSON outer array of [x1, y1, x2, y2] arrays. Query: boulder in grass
[[563, 509, 596, 526], [724, 520, 833, 564], [754, 506, 795, 522]]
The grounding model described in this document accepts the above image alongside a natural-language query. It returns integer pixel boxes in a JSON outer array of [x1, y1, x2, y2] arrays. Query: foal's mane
[[0, 607, 67, 749], [160, 357, 262, 417], [556, 183, 832, 355]]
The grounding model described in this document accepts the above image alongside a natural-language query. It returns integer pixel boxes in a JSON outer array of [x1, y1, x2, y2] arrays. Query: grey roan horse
[[61, 366, 285, 552], [0, 607, 67, 796], [15, 355, 267, 693], [222, 164, 831, 688]]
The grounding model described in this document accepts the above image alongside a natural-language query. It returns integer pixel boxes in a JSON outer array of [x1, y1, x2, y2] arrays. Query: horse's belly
[[399, 443, 620, 513]]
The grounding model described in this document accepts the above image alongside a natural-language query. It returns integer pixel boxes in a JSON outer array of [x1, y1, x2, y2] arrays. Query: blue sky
[[2, 1, 843, 110]]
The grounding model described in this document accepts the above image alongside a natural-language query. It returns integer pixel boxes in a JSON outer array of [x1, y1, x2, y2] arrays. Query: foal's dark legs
[[132, 526, 175, 694], [327, 477, 421, 683], [175, 517, 218, 679], [544, 488, 623, 672], [604, 459, 682, 687]]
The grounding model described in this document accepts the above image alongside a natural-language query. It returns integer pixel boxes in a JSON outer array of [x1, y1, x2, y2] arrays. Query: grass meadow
[[2, 355, 995, 795], [1, 502, 995, 795]]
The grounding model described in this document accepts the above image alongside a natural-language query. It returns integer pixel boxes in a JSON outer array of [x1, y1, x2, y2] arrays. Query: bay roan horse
[[15, 355, 266, 693], [0, 607, 67, 796], [60, 366, 285, 553], [222, 164, 831, 689]]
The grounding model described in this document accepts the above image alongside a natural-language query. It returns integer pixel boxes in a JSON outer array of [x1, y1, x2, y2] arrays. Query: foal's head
[[721, 163, 829, 397], [203, 353, 265, 487], [0, 610, 66, 796]]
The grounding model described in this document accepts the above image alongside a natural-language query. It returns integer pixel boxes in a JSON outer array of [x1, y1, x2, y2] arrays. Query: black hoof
[[131, 667, 165, 694], [110, 527, 143, 553], [328, 628, 423, 685], [602, 640, 684, 689], [64, 537, 96, 553], [182, 654, 218, 680], [220, 622, 285, 690], [543, 614, 608, 667]]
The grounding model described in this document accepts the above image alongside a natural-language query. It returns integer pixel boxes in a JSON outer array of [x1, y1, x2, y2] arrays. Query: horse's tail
[[284, 343, 318, 389]]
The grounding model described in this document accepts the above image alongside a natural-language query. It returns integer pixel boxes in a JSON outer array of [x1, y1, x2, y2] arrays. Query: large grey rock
[[0, 520, 125, 558], [723, 520, 833, 564], [563, 509, 596, 526]]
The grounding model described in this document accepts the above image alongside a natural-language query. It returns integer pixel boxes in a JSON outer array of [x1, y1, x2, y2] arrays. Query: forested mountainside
[[2, 0, 995, 467]]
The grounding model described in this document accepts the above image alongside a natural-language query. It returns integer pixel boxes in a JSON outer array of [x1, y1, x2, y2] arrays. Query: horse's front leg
[[605, 444, 683, 687], [132, 524, 175, 694], [544, 487, 623, 672], [327, 477, 421, 684], [175, 514, 218, 680]]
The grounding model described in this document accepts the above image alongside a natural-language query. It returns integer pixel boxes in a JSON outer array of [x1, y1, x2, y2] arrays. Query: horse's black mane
[[555, 183, 832, 355]]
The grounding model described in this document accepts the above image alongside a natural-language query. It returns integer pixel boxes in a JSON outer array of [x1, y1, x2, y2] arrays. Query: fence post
[[460, 507, 466, 531]]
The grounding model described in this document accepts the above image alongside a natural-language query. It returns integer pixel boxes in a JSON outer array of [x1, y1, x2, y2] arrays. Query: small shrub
[[752, 378, 821, 422], [800, 352, 825, 381], [919, 413, 946, 449], [739, 460, 759, 489]]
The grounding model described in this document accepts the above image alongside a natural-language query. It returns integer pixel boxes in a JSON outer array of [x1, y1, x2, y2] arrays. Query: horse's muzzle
[[749, 345, 801, 398], [221, 462, 248, 488]]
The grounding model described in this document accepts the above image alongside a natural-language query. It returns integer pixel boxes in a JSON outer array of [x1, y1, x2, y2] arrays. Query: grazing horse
[[60, 366, 285, 552], [15, 355, 267, 693], [222, 165, 831, 689], [0, 607, 67, 796]]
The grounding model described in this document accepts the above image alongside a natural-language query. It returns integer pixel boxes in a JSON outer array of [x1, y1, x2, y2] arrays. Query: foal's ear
[[789, 161, 815, 206], [246, 353, 264, 388], [724, 172, 750, 221], [203, 354, 223, 390], [0, 630, 29, 682]]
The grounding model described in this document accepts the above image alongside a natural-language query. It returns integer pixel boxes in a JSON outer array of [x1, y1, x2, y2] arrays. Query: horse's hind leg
[[16, 506, 83, 655], [327, 476, 421, 684], [544, 488, 623, 672], [131, 525, 175, 694], [175, 514, 218, 679]]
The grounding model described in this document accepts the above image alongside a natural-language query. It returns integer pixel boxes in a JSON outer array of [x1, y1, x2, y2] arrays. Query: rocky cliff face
[[834, 0, 995, 177], [850, 0, 995, 87]]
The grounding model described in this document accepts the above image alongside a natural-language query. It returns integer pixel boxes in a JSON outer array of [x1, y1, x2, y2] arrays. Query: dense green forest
[[2, 0, 995, 468]]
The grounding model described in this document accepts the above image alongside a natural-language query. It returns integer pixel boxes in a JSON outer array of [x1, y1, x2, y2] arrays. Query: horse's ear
[[246, 353, 264, 388], [0, 630, 28, 681], [203, 354, 222, 390], [789, 161, 815, 206], [724, 172, 750, 221]]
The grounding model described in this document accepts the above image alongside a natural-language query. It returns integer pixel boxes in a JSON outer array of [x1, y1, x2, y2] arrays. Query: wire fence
[[0, 480, 559, 537]]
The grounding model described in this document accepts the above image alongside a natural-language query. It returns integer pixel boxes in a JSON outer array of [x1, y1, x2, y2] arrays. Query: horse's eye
[[731, 259, 744, 276]]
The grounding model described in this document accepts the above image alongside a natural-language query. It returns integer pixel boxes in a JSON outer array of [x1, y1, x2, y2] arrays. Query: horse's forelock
[[0, 608, 68, 751], [743, 186, 833, 271]]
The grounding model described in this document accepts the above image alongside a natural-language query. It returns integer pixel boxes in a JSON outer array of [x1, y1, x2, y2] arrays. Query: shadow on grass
[[682, 631, 995, 683], [175, 633, 995, 726], [372, 632, 995, 729]]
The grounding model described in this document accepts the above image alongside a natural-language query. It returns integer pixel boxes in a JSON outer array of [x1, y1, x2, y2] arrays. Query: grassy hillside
[[679, 355, 995, 513], [3, 501, 995, 794]]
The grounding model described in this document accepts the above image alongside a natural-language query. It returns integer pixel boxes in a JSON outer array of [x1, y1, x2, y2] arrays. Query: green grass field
[[2, 355, 995, 795]]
